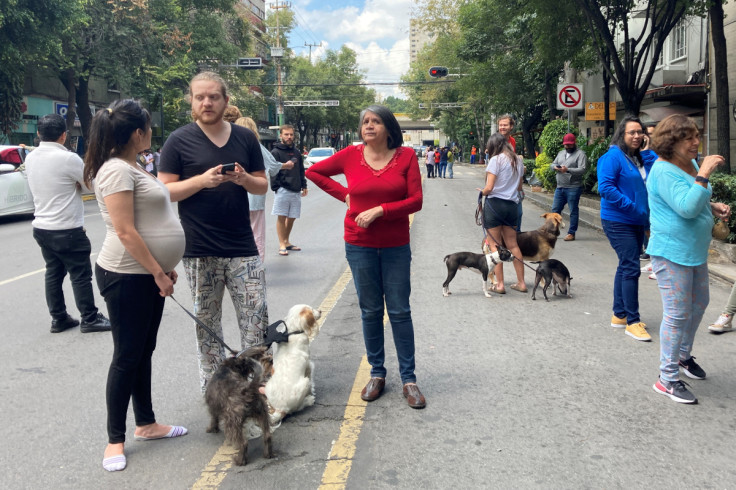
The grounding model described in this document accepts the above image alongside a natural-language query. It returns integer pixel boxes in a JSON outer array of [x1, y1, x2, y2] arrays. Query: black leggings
[[96, 264, 165, 443]]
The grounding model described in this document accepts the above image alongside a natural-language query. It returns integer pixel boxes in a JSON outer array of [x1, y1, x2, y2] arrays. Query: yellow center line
[[192, 266, 354, 489]]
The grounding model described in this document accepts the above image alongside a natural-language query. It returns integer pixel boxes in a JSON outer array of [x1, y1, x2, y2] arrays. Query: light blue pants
[[447, 161, 454, 178], [651, 256, 709, 382]]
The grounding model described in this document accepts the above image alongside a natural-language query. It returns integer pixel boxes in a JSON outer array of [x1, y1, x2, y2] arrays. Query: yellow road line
[[192, 266, 354, 489]]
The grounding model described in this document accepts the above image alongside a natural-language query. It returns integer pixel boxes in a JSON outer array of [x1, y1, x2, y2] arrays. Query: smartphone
[[220, 163, 236, 174], [555, 165, 562, 168]]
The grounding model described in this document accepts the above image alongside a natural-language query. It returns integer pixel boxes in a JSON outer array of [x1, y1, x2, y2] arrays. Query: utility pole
[[304, 42, 322, 63], [270, 2, 290, 127]]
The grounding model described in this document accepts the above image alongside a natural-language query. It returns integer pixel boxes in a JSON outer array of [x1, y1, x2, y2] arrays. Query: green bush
[[539, 120, 580, 158], [533, 153, 556, 191], [709, 172, 736, 243], [580, 136, 611, 195], [522, 158, 536, 182]]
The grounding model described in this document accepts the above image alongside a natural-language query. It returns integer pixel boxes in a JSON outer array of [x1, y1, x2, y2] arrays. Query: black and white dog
[[443, 247, 514, 297], [531, 259, 572, 301]]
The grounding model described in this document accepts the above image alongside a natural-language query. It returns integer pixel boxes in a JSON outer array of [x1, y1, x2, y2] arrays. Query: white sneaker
[[708, 314, 733, 333], [648, 272, 657, 280]]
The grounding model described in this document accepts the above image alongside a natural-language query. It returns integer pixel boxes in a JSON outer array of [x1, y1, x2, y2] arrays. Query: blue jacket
[[597, 145, 652, 225]]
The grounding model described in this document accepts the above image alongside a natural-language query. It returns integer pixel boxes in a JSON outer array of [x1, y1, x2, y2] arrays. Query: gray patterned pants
[[183, 256, 268, 393]]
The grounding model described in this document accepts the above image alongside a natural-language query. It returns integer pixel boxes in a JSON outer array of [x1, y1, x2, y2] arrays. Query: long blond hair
[[235, 116, 259, 141]]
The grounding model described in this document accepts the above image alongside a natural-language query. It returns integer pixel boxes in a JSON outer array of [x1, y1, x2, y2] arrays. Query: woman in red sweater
[[306, 105, 425, 409]]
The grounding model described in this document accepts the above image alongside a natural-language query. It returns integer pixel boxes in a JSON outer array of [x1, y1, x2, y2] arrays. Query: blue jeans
[[601, 219, 645, 324], [551, 186, 583, 235], [447, 161, 454, 178], [345, 243, 416, 384], [651, 257, 709, 382], [438, 161, 447, 177]]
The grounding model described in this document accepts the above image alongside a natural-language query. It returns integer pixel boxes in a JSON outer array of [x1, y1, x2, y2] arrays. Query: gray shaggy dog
[[204, 346, 274, 466]]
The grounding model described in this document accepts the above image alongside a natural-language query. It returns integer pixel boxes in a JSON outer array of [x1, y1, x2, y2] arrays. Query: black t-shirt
[[159, 122, 265, 258]]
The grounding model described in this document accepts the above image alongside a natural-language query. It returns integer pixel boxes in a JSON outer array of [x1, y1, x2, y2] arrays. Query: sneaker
[[80, 313, 112, 333], [653, 378, 697, 404], [648, 272, 657, 280], [640, 253, 650, 260], [679, 357, 706, 380], [708, 313, 733, 333], [610, 315, 627, 328], [564, 234, 575, 241], [50, 314, 79, 333], [625, 322, 651, 341], [640, 264, 653, 272]]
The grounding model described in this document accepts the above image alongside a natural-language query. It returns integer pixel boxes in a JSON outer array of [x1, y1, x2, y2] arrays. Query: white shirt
[[25, 141, 91, 230]]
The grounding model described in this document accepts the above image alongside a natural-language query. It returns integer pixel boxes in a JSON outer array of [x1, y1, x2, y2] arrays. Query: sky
[[272, 0, 416, 100]]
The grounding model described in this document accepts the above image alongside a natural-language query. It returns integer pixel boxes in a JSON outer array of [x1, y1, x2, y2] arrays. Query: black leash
[[170, 295, 240, 356], [479, 193, 538, 273]]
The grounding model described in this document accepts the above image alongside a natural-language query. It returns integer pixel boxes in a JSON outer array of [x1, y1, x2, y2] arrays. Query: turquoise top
[[646, 159, 713, 266]]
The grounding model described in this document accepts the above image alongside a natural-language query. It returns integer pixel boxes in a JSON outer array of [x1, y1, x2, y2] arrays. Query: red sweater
[[306, 145, 423, 248]]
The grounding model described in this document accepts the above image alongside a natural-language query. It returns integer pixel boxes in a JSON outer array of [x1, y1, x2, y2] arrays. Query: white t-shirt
[[25, 141, 91, 230], [95, 158, 185, 274], [485, 153, 524, 202]]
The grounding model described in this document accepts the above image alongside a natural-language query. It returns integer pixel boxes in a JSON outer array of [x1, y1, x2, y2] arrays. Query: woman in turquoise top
[[647, 114, 730, 404]]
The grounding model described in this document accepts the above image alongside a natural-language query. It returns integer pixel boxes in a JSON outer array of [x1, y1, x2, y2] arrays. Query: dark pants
[[601, 219, 645, 324], [96, 265, 164, 443], [33, 227, 98, 323], [551, 186, 583, 235], [427, 164, 434, 178], [345, 243, 416, 384]]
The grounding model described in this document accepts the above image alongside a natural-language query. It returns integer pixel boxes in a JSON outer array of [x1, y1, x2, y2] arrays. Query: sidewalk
[[523, 183, 736, 285]]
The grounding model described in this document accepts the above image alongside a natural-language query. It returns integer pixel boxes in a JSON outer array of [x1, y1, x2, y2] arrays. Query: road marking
[[0, 253, 98, 287], [192, 266, 354, 490]]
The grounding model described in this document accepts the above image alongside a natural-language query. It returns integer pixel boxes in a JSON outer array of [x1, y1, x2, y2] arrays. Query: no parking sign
[[556, 84, 584, 111]]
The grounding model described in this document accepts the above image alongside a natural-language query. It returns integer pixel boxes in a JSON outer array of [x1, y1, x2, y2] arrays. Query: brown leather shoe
[[564, 234, 575, 241], [361, 377, 385, 401], [402, 383, 426, 409]]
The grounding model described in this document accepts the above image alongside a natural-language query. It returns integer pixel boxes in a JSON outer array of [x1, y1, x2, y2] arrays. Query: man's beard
[[193, 107, 225, 125]]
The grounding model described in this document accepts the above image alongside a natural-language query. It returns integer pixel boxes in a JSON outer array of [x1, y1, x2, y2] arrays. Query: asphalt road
[[2, 162, 736, 489]]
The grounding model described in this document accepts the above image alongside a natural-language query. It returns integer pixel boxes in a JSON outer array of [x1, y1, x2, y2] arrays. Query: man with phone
[[550, 133, 587, 241], [158, 72, 268, 393], [270, 124, 307, 256]]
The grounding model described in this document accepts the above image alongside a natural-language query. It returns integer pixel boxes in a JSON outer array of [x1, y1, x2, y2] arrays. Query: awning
[[640, 104, 703, 122]]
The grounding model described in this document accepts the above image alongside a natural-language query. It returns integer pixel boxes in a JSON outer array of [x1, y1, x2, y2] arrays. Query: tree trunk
[[76, 76, 93, 144], [603, 51, 612, 137], [711, 0, 731, 172], [63, 68, 77, 150]]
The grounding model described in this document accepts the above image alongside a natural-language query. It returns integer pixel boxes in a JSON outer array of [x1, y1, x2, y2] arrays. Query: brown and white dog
[[264, 304, 322, 426], [483, 213, 564, 262]]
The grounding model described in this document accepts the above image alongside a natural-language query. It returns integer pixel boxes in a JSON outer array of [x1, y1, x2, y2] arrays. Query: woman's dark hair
[[358, 105, 403, 149], [83, 99, 150, 186], [610, 115, 645, 156], [649, 114, 699, 160], [485, 132, 518, 175]]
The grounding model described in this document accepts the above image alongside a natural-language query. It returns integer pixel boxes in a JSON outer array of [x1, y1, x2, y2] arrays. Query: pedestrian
[[438, 146, 448, 178], [271, 124, 308, 256], [709, 281, 736, 333], [498, 114, 517, 151], [479, 133, 526, 294], [143, 149, 155, 173], [151, 147, 160, 177], [550, 133, 587, 241], [447, 146, 455, 179], [305, 104, 426, 409], [426, 146, 435, 178], [639, 123, 659, 262], [24, 113, 111, 334], [158, 71, 269, 393], [597, 116, 652, 342], [433, 145, 440, 174], [470, 145, 477, 164], [646, 114, 731, 404], [222, 104, 241, 123], [83, 99, 187, 472], [234, 116, 294, 262]]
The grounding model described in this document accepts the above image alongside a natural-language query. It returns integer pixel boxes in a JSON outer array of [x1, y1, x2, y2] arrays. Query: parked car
[[0, 162, 34, 217], [304, 147, 336, 168]]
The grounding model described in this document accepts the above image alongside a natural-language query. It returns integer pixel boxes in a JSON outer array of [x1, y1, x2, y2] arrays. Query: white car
[[0, 162, 34, 217], [304, 147, 336, 168]]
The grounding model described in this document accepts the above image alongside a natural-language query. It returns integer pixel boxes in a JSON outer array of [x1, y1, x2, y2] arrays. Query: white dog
[[264, 304, 322, 426]]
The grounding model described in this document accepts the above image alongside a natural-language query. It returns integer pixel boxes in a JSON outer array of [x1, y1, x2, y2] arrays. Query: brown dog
[[482, 213, 564, 262]]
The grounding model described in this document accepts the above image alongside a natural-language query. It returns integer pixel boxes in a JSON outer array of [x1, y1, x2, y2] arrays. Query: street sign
[[237, 57, 263, 69], [557, 84, 583, 110], [585, 102, 616, 120], [283, 100, 339, 107]]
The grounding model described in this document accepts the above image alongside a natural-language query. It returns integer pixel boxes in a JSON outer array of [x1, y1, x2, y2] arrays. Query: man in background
[[271, 124, 307, 256]]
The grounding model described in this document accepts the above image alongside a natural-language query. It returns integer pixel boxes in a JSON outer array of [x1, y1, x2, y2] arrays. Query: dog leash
[[479, 194, 539, 273], [170, 295, 240, 356]]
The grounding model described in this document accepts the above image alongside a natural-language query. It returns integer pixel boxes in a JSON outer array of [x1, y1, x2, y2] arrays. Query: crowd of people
[[18, 73, 736, 473]]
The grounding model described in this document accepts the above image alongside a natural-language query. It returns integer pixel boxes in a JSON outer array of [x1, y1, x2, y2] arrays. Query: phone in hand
[[555, 165, 562, 168], [220, 163, 236, 174]]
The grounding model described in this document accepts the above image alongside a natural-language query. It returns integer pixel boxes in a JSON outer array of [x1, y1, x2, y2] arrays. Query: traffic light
[[428, 66, 449, 78]]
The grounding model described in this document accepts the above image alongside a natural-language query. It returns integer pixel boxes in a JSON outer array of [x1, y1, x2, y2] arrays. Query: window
[[670, 20, 687, 60]]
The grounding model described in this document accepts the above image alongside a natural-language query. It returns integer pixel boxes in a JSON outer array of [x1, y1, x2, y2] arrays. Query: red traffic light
[[428, 66, 449, 78]]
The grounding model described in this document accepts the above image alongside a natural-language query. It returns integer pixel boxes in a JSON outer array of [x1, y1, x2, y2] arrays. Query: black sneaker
[[80, 313, 112, 333], [50, 314, 79, 333], [679, 357, 706, 380], [653, 378, 697, 404], [640, 253, 650, 260]]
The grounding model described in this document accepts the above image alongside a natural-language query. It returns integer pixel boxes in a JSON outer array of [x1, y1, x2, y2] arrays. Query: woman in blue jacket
[[597, 116, 653, 342]]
